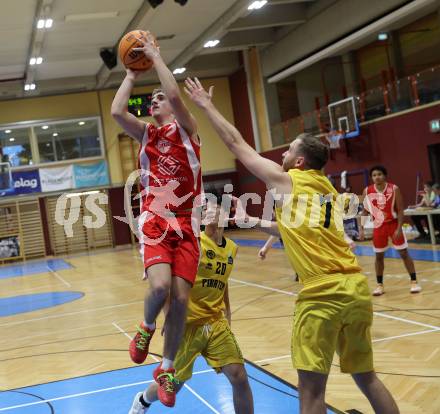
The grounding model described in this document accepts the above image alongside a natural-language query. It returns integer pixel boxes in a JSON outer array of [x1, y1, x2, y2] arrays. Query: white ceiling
[[0, 0, 36, 81], [0, 0, 321, 100], [0, 0, 434, 100]]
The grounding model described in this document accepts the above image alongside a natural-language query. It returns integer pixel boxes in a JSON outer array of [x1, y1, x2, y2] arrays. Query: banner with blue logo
[[2, 169, 41, 196], [73, 161, 109, 188]]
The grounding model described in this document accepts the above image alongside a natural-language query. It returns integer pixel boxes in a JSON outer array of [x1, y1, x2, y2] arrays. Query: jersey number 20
[[216, 262, 227, 276]]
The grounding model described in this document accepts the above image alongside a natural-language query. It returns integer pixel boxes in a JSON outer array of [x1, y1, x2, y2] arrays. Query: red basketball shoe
[[129, 322, 155, 364], [153, 364, 178, 407]]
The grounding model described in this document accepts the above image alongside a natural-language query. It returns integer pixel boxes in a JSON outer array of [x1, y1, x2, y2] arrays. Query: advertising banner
[[73, 161, 109, 188], [11, 169, 41, 195], [39, 165, 74, 192]]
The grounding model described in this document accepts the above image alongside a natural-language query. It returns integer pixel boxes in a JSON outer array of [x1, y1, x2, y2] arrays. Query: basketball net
[[326, 131, 345, 149]]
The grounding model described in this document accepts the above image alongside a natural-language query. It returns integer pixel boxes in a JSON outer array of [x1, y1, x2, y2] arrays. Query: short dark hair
[[369, 165, 387, 177], [152, 88, 165, 98], [295, 133, 329, 170], [425, 181, 434, 187]]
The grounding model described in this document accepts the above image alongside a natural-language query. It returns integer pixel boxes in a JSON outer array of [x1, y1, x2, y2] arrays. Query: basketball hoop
[[326, 131, 345, 149]]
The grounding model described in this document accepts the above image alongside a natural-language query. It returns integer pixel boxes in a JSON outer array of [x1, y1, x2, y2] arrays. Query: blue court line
[[0, 259, 72, 280], [0, 291, 84, 317], [0, 358, 342, 413], [233, 238, 440, 262]]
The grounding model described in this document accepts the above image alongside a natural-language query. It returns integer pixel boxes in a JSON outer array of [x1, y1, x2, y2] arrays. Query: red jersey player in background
[[360, 165, 421, 296], [111, 32, 201, 407]]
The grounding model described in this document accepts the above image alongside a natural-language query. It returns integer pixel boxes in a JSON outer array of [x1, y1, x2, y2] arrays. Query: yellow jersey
[[275, 169, 361, 286], [186, 231, 238, 325]]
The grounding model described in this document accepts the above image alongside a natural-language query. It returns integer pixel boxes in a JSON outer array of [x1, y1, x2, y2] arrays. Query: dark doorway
[[428, 143, 440, 183]]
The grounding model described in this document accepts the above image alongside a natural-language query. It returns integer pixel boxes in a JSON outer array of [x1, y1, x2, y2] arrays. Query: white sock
[[161, 358, 174, 370], [144, 321, 156, 331], [142, 390, 153, 404]]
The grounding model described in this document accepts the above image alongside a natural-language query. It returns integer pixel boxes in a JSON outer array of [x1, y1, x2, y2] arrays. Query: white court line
[[184, 384, 221, 414], [372, 329, 440, 343], [0, 368, 216, 412], [111, 323, 220, 413], [48, 269, 71, 288], [254, 329, 440, 365], [230, 277, 440, 330], [228, 284, 248, 289], [0, 380, 154, 412], [112, 322, 133, 342], [372, 311, 440, 330], [230, 278, 297, 296], [111, 322, 160, 363], [255, 354, 290, 364], [0, 300, 143, 328]]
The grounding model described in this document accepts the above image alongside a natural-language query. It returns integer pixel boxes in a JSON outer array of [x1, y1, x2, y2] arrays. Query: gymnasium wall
[[295, 57, 346, 113], [0, 76, 236, 185], [236, 102, 440, 215], [229, 68, 255, 149]]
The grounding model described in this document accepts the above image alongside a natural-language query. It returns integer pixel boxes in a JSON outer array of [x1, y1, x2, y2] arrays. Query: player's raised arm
[[134, 32, 197, 139], [111, 69, 145, 142], [111, 69, 146, 143], [184, 78, 290, 193]]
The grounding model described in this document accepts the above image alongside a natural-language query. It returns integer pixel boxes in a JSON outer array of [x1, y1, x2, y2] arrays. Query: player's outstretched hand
[[184, 78, 214, 108], [133, 31, 160, 60], [126, 68, 145, 81]]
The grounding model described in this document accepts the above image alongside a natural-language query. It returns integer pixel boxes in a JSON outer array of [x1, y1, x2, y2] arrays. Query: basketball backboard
[[328, 97, 360, 138]]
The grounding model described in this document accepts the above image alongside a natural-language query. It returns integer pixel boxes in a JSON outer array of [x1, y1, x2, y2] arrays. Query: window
[[0, 128, 33, 167], [0, 117, 103, 168], [35, 119, 102, 163]]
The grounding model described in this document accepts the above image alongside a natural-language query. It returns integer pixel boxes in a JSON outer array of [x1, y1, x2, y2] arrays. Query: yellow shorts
[[292, 273, 373, 374], [175, 317, 244, 382]]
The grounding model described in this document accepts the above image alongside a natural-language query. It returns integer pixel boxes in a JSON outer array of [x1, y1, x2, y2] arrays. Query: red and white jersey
[[137, 120, 202, 212], [365, 182, 398, 224]]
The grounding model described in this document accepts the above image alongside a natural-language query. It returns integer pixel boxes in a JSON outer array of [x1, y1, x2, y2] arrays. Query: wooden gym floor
[[0, 230, 439, 413]]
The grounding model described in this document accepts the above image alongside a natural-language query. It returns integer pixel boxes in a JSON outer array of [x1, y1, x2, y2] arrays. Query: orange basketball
[[118, 30, 157, 71]]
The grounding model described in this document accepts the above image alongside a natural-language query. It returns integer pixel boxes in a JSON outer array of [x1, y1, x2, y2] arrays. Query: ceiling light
[[53, 132, 58, 137], [24, 83, 36, 91], [46, 143, 51, 147], [378, 32, 388, 41], [248, 1, 267, 10], [5, 130, 11, 134], [29, 57, 43, 65], [173, 67, 186, 74], [204, 40, 220, 48], [37, 18, 52, 29], [42, 125, 49, 130], [78, 121, 85, 126], [9, 137, 15, 142]]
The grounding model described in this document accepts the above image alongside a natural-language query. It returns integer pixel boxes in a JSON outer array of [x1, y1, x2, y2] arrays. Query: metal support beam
[[169, 0, 251, 73], [23, 0, 55, 96], [199, 28, 276, 55], [229, 3, 307, 31]]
